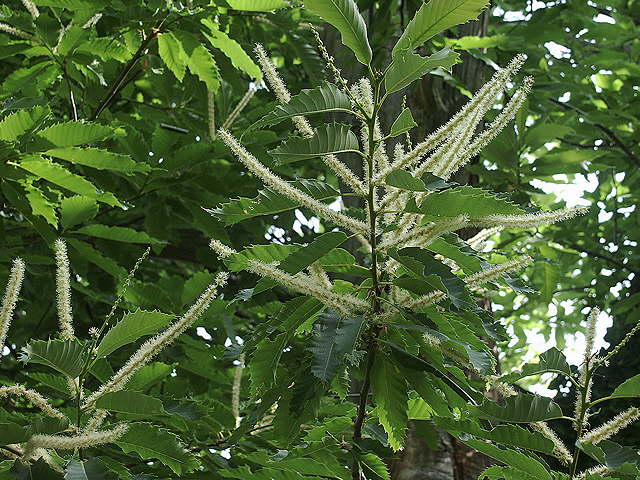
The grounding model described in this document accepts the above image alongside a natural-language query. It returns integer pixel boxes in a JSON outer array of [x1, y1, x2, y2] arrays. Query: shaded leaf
[[309, 310, 363, 382], [269, 123, 359, 164], [393, 0, 490, 57], [305, 0, 372, 64], [95, 391, 165, 415], [20, 339, 85, 378], [385, 48, 459, 94], [96, 309, 174, 358]]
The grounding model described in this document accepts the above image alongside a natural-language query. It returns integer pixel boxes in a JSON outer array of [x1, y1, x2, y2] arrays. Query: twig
[[91, 29, 161, 120]]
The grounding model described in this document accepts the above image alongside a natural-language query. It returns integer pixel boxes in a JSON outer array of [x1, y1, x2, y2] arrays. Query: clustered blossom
[[23, 424, 128, 460], [254, 43, 364, 194], [579, 407, 640, 445], [54, 239, 75, 339], [0, 258, 25, 352], [83, 272, 228, 408], [532, 422, 573, 465]]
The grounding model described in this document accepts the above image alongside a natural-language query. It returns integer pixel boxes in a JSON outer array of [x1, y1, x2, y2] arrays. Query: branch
[[548, 98, 640, 167], [90, 29, 160, 120]]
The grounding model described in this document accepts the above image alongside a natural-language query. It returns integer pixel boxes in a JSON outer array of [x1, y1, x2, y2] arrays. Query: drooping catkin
[[218, 128, 368, 234], [54, 239, 75, 339], [0, 258, 25, 353], [83, 272, 228, 408], [579, 407, 640, 445], [23, 424, 128, 460]]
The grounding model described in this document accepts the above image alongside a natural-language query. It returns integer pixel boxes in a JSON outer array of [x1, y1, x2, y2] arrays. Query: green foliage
[[1, 0, 637, 478]]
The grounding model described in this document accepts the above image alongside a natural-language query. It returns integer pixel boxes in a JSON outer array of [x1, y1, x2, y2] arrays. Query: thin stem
[[570, 364, 592, 477], [351, 71, 383, 480]]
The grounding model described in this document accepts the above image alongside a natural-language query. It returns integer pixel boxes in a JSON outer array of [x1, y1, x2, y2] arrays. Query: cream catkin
[[467, 227, 502, 250], [374, 54, 527, 182], [254, 43, 364, 193], [471, 206, 589, 229], [0, 258, 25, 352], [23, 424, 128, 460], [532, 422, 573, 465], [0, 23, 34, 41], [54, 239, 74, 339], [20, 0, 39, 18], [380, 215, 469, 250], [584, 307, 600, 361], [221, 84, 257, 130], [83, 272, 228, 408], [574, 464, 612, 480], [0, 385, 67, 420], [210, 240, 368, 315], [579, 407, 640, 445], [218, 128, 368, 234], [207, 89, 216, 140]]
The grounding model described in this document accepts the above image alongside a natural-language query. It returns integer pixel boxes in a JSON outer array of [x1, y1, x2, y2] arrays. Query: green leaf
[[96, 309, 174, 358], [158, 32, 187, 82], [305, 0, 372, 65], [393, 0, 490, 57], [95, 391, 165, 415], [0, 423, 29, 445], [227, 0, 286, 10], [389, 108, 417, 137], [386, 170, 451, 192], [252, 231, 348, 294], [386, 169, 427, 192], [10, 458, 64, 480], [45, 147, 151, 173], [185, 43, 220, 92], [390, 247, 474, 308], [610, 374, 640, 399], [385, 47, 460, 94], [209, 179, 339, 225], [73, 224, 158, 244], [524, 123, 574, 152], [357, 452, 390, 480], [0, 106, 48, 141], [225, 243, 298, 272], [471, 394, 564, 423], [60, 196, 98, 230], [36, 121, 114, 147], [249, 333, 288, 395], [436, 418, 555, 455], [126, 362, 174, 392], [309, 310, 363, 382], [407, 186, 524, 217], [202, 20, 261, 79], [19, 155, 120, 206], [66, 238, 127, 278], [499, 347, 572, 384], [20, 339, 85, 378], [115, 423, 198, 474], [248, 83, 353, 132], [25, 183, 58, 227], [479, 465, 537, 480], [269, 123, 359, 164], [578, 440, 640, 476], [456, 435, 551, 480], [64, 459, 114, 480], [371, 353, 408, 451]]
